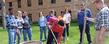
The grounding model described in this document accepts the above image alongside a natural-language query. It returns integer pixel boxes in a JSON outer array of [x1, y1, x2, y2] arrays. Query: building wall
[[5, 0, 109, 22]]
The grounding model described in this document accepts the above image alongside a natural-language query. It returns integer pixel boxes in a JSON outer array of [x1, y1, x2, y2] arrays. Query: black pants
[[47, 31, 59, 44], [79, 24, 92, 43], [63, 28, 66, 38], [66, 23, 69, 37]]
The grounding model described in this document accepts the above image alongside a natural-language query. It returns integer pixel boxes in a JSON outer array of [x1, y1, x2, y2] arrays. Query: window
[[65, 0, 71, 2], [38, 0, 43, 5], [51, 0, 56, 4], [17, 0, 21, 8], [9, 2, 12, 7], [27, 0, 31, 7]]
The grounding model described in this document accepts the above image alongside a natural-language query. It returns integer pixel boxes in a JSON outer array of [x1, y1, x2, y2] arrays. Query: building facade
[[5, 0, 109, 22]]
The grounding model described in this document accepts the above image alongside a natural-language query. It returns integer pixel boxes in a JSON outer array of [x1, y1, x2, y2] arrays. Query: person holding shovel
[[86, 0, 109, 44], [77, 3, 92, 44], [46, 16, 64, 44]]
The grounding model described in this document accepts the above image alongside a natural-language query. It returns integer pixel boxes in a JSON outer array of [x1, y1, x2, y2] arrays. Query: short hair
[[58, 20, 64, 26], [93, 0, 104, 4]]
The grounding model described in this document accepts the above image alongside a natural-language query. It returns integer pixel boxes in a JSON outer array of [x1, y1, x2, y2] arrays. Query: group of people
[[38, 0, 109, 44], [6, 8, 32, 44], [78, 0, 109, 44], [6, 0, 109, 44], [38, 9, 71, 44]]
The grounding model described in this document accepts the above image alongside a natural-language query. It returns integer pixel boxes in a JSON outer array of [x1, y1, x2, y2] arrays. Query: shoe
[[79, 42, 81, 44]]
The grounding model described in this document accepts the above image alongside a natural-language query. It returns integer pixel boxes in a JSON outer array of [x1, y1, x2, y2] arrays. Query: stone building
[[4, 0, 109, 22]]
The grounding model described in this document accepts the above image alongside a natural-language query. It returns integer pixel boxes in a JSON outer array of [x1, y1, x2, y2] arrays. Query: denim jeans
[[7, 29, 16, 44], [40, 26, 47, 42], [23, 28, 32, 41], [15, 28, 22, 44]]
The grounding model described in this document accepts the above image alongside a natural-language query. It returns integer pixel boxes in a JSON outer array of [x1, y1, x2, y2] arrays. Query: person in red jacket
[[47, 16, 64, 44]]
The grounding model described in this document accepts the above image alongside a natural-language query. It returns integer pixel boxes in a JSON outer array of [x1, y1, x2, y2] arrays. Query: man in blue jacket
[[77, 4, 92, 44]]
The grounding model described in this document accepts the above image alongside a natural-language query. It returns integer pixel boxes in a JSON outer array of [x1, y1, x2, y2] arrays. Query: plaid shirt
[[95, 7, 109, 30]]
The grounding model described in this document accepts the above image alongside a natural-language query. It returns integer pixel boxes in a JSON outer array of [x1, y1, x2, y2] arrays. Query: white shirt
[[64, 13, 71, 23], [16, 18, 24, 28]]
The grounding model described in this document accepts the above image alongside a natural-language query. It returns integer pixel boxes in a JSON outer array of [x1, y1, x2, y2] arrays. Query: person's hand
[[16, 29, 20, 34], [84, 17, 95, 22], [48, 25, 52, 29], [84, 17, 89, 20], [13, 24, 16, 26]]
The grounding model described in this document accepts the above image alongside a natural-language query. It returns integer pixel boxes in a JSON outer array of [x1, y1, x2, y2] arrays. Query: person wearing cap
[[77, 3, 92, 44], [86, 0, 109, 44], [6, 8, 17, 44]]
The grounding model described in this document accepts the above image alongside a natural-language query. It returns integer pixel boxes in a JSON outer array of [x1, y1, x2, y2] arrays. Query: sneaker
[[79, 42, 81, 44]]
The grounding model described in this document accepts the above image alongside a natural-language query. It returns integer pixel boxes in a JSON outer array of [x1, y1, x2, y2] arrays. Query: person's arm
[[26, 16, 32, 26], [87, 9, 92, 18], [85, 17, 95, 22], [21, 18, 24, 24], [77, 11, 80, 24], [68, 13, 71, 23], [29, 18, 32, 25], [47, 17, 54, 28], [85, 9, 94, 22], [86, 9, 92, 24], [45, 17, 47, 26], [5, 16, 9, 27]]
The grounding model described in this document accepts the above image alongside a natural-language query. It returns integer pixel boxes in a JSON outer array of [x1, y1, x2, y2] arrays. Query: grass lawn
[[0, 23, 109, 44]]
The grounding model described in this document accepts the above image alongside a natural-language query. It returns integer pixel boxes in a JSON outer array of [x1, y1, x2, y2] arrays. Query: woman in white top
[[16, 11, 24, 44], [64, 9, 71, 37]]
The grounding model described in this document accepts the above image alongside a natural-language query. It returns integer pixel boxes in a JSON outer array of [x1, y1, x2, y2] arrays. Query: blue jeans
[[7, 29, 16, 44], [40, 26, 47, 41], [15, 28, 22, 44], [23, 28, 32, 41]]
